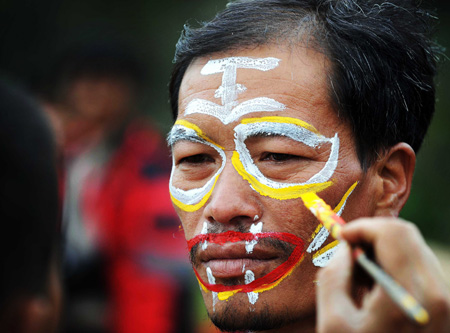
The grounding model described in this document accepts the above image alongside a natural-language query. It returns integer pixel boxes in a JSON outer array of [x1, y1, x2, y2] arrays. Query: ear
[[373, 143, 416, 217]]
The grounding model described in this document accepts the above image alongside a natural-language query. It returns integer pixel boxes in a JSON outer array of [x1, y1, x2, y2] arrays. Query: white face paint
[[168, 124, 226, 207], [206, 267, 218, 312], [306, 183, 357, 266], [201, 221, 208, 250], [185, 57, 286, 124], [245, 222, 263, 254], [245, 270, 258, 305], [312, 242, 343, 267], [234, 120, 339, 189]]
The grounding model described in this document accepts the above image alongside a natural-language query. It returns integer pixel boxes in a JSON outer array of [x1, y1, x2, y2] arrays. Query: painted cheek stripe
[[307, 181, 358, 257]]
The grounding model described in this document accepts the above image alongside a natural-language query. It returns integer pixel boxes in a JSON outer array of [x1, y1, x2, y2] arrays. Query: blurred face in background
[[169, 45, 380, 331], [47, 76, 136, 150]]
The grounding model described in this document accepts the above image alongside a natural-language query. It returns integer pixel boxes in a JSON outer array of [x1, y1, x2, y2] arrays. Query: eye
[[261, 152, 303, 162], [179, 154, 214, 165]]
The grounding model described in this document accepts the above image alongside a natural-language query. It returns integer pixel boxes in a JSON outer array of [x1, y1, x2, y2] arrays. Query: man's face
[[169, 45, 378, 331]]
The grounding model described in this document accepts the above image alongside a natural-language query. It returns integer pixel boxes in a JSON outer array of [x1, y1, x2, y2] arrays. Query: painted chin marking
[[188, 231, 305, 298]]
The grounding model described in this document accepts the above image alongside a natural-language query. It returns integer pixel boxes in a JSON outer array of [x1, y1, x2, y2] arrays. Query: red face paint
[[188, 231, 305, 293]]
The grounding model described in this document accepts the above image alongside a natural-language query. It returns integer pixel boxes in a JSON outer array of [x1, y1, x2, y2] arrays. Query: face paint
[[312, 240, 342, 267], [176, 45, 369, 325], [185, 57, 286, 124], [189, 231, 304, 300], [206, 267, 218, 312], [306, 182, 358, 266], [232, 117, 339, 200], [168, 120, 226, 212], [201, 221, 208, 250], [245, 222, 263, 254], [245, 270, 258, 305]]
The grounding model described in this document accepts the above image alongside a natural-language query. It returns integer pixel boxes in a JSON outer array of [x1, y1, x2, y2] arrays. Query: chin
[[203, 290, 315, 332]]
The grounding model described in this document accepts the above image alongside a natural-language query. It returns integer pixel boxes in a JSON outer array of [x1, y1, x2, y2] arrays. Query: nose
[[203, 157, 262, 225]]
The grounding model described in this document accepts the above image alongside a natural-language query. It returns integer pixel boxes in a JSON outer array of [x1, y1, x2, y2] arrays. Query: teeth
[[245, 222, 263, 254], [253, 215, 259, 221]]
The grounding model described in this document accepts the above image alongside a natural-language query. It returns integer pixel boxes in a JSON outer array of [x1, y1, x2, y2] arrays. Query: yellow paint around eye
[[231, 151, 332, 200], [241, 116, 321, 135], [175, 119, 225, 149], [170, 174, 220, 212]]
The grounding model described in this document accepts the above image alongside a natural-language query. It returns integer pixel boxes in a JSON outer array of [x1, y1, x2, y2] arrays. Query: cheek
[[175, 207, 203, 240], [262, 197, 318, 239]]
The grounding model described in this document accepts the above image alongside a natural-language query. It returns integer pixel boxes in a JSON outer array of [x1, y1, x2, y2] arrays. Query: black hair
[[169, 0, 442, 168], [0, 80, 59, 311]]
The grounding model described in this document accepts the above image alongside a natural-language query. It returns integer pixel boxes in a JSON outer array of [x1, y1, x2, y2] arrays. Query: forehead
[[177, 45, 339, 139]]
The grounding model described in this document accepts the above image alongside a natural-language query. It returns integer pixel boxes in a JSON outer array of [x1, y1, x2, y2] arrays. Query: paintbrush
[[300, 192, 430, 325]]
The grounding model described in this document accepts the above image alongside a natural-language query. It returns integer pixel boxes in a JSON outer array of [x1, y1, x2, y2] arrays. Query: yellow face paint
[[168, 120, 226, 212], [170, 116, 340, 210], [175, 119, 225, 150], [307, 181, 358, 267], [232, 151, 333, 199], [241, 116, 320, 135], [170, 174, 220, 212]]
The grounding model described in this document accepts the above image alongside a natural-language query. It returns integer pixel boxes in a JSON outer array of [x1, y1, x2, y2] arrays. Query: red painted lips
[[188, 231, 305, 293]]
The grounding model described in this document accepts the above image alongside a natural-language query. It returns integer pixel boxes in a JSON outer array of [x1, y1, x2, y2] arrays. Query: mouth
[[188, 231, 305, 294]]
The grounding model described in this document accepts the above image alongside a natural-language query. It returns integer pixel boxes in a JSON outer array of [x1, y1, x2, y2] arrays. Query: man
[[167, 0, 450, 332], [0, 80, 61, 332]]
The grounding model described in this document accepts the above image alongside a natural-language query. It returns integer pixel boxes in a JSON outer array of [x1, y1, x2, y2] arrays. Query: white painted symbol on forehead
[[185, 57, 286, 124]]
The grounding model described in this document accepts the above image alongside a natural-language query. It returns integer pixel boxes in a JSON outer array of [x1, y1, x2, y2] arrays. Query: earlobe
[[374, 143, 416, 217]]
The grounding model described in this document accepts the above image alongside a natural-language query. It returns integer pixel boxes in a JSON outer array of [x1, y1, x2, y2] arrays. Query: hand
[[316, 217, 450, 333]]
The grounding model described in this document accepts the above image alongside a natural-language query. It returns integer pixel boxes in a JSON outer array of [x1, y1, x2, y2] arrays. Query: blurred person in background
[[0, 79, 61, 333], [40, 43, 194, 333]]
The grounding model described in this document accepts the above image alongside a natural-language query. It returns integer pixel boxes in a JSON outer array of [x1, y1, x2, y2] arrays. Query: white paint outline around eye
[[168, 123, 226, 211], [233, 119, 339, 192], [184, 57, 286, 124]]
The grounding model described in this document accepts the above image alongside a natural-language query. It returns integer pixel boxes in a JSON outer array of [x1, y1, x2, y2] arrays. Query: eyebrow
[[167, 126, 205, 148]]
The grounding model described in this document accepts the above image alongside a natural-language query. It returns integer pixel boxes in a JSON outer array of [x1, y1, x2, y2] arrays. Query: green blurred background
[[0, 0, 448, 246]]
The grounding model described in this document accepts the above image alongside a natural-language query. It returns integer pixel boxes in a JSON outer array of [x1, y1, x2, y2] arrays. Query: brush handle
[[353, 247, 429, 324], [300, 192, 429, 325]]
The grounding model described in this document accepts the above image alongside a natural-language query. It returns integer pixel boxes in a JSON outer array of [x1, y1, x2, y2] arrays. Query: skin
[[318, 219, 450, 332], [170, 44, 436, 332], [172, 46, 382, 332]]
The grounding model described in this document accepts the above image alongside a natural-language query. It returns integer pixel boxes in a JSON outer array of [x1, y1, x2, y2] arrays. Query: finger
[[342, 218, 450, 331], [317, 242, 361, 332]]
